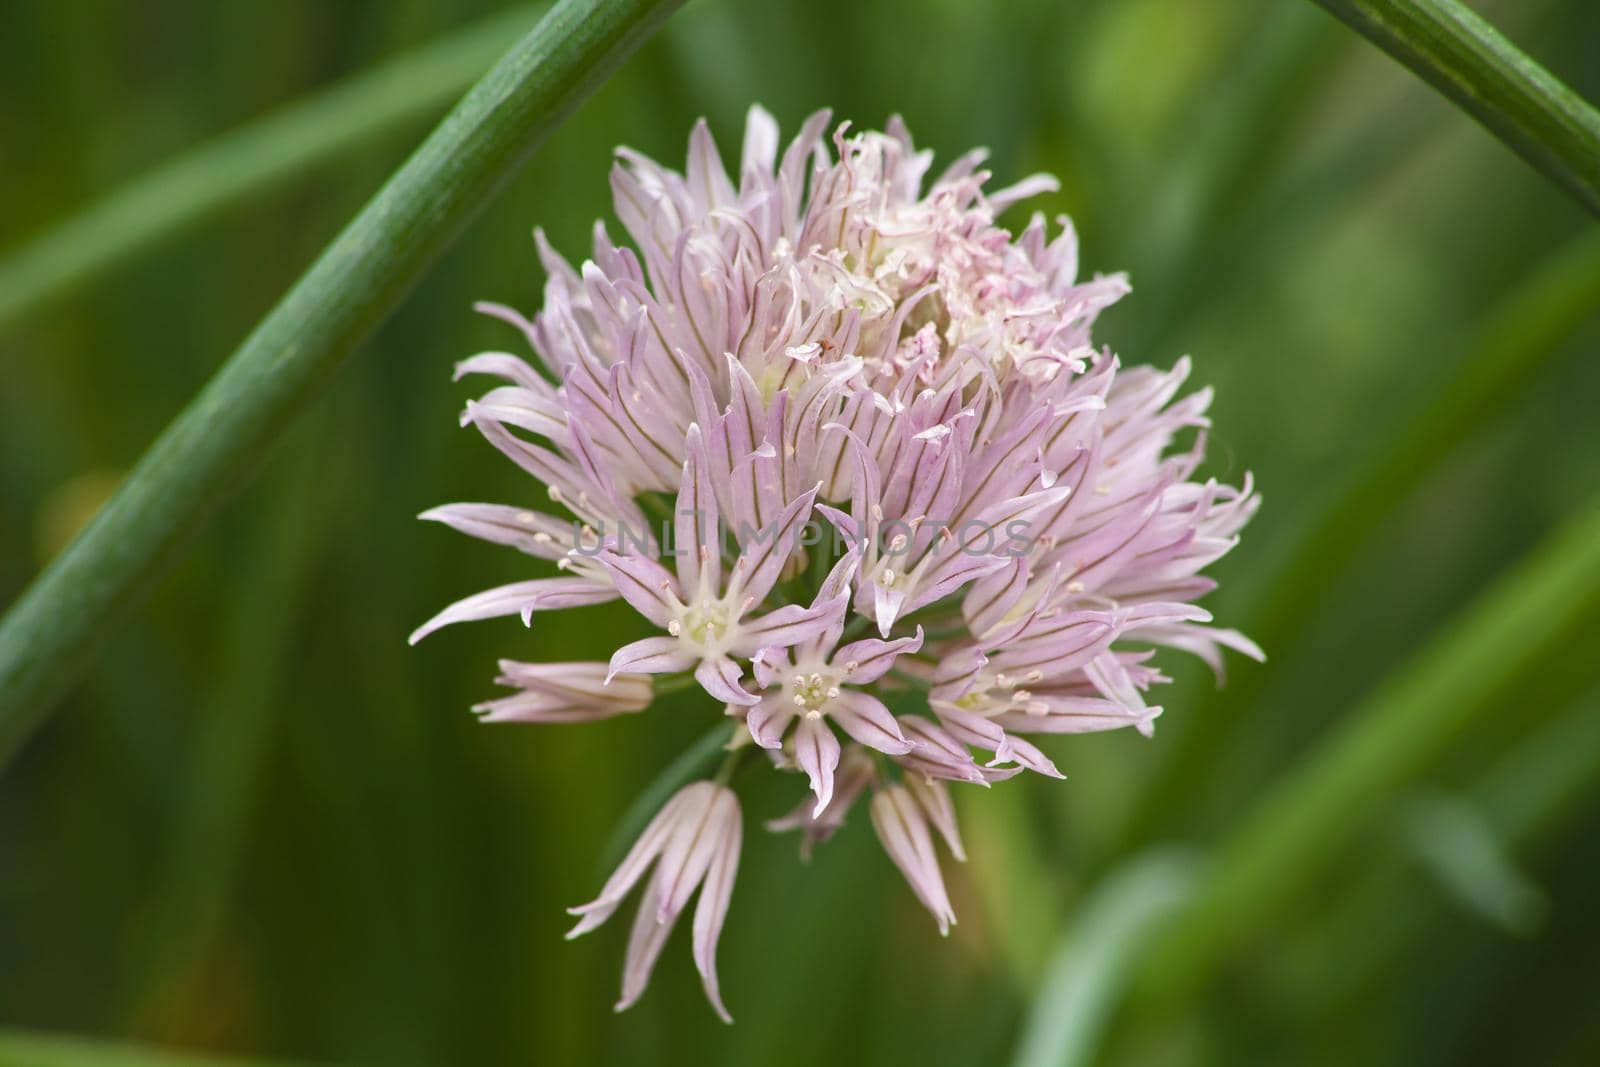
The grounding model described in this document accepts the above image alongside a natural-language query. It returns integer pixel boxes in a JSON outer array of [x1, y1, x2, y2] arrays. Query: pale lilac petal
[[675, 423, 721, 597], [906, 776, 966, 862], [727, 483, 819, 607], [653, 785, 732, 924], [901, 551, 1010, 619], [894, 716, 989, 785], [594, 549, 681, 628], [409, 579, 561, 644], [453, 347, 544, 389], [932, 705, 1009, 754], [869, 584, 908, 639], [609, 637, 696, 679], [692, 794, 742, 1023], [1085, 651, 1157, 736], [728, 598, 846, 657], [745, 692, 796, 749], [929, 646, 989, 701], [696, 656, 757, 707], [870, 785, 956, 934], [567, 784, 703, 938], [475, 661, 650, 724], [996, 732, 1064, 778], [615, 866, 677, 1014], [985, 171, 1059, 212], [741, 104, 779, 180], [518, 577, 619, 621], [815, 546, 861, 605], [686, 118, 736, 212], [992, 693, 1162, 735], [419, 503, 574, 560], [835, 627, 923, 685], [827, 690, 914, 756], [1131, 622, 1265, 682], [794, 714, 841, 816]]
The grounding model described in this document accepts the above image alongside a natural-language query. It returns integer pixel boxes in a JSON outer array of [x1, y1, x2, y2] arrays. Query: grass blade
[[0, 4, 543, 334], [1140, 498, 1600, 999], [0, 0, 683, 770], [1115, 230, 1600, 851], [1310, 0, 1600, 216], [1010, 850, 1199, 1067], [0, 1028, 332, 1067]]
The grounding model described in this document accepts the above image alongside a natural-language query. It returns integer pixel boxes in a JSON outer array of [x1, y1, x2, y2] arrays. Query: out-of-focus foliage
[[2, 1, 1598, 1065]]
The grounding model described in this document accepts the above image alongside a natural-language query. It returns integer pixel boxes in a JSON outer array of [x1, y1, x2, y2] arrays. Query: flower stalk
[[1310, 0, 1600, 216], [0, 4, 546, 335], [0, 0, 684, 769]]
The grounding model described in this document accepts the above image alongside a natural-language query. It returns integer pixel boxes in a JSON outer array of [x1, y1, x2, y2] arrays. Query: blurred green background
[[3, 0, 1599, 1064]]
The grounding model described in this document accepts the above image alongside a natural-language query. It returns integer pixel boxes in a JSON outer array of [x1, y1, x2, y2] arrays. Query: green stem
[[0, 1028, 327, 1067], [651, 672, 702, 697], [1010, 850, 1200, 1067], [0, 4, 544, 334], [1113, 230, 1600, 853], [712, 740, 756, 786], [1309, 0, 1600, 216], [597, 720, 733, 873], [1263, 682, 1600, 1016], [1477, 684, 1600, 841], [1136, 498, 1600, 1001], [0, 0, 683, 772]]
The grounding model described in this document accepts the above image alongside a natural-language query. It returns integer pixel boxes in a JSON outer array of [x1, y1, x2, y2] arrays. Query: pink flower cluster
[[413, 108, 1259, 1021]]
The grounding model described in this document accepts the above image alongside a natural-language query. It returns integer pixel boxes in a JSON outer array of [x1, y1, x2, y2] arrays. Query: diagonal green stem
[[1113, 229, 1600, 853], [0, 0, 682, 771], [1137, 498, 1600, 1000], [1252, 677, 1600, 1015], [1309, 0, 1600, 216], [0, 4, 543, 334], [1010, 850, 1200, 1067], [596, 721, 733, 875]]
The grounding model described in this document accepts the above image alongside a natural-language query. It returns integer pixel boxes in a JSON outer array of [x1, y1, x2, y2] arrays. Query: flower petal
[[609, 637, 696, 679], [675, 423, 722, 597], [870, 784, 956, 934], [793, 714, 841, 817], [692, 792, 743, 1023], [728, 597, 846, 658], [418, 503, 574, 560], [827, 690, 914, 755], [835, 627, 923, 685], [594, 548, 682, 629], [745, 692, 796, 749], [696, 656, 757, 707], [409, 579, 565, 645], [567, 784, 704, 938]]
